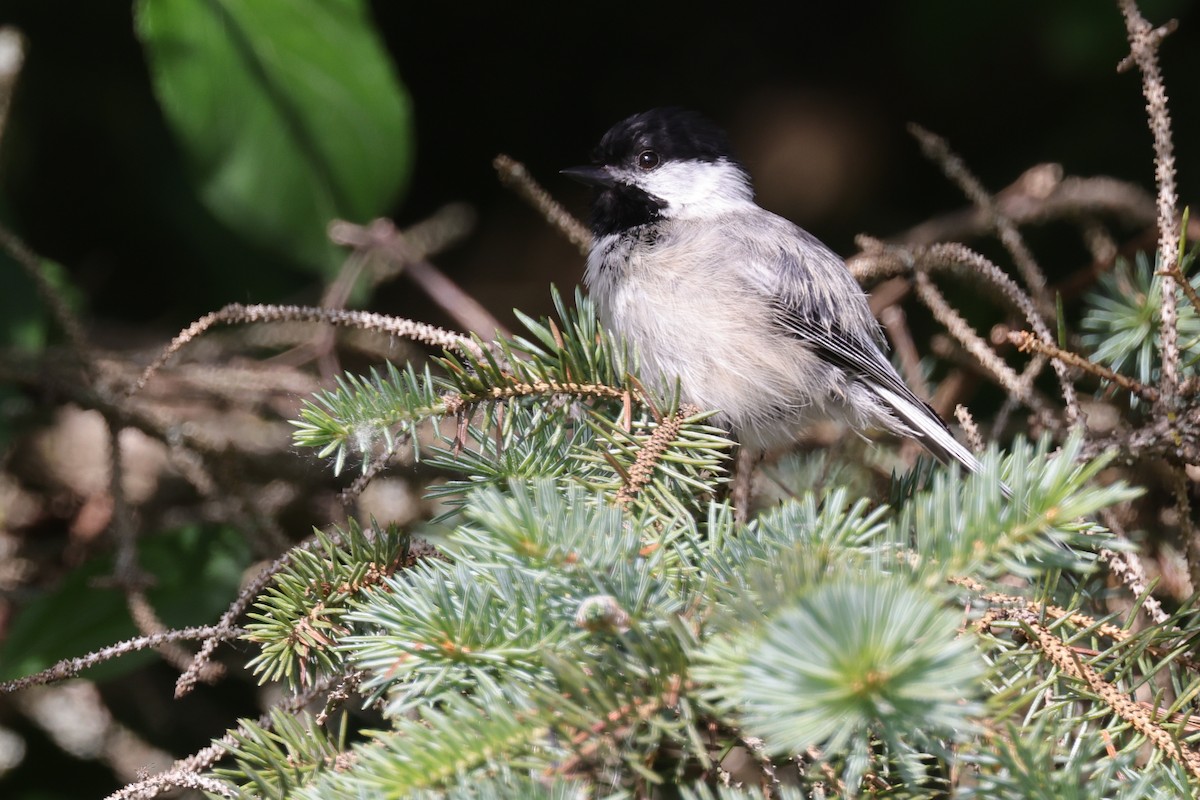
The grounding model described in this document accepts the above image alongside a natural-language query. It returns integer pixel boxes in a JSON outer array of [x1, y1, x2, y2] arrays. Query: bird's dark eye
[[637, 150, 660, 170]]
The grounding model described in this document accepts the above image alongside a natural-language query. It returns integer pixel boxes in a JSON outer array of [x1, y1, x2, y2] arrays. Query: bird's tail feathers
[[872, 385, 1011, 497]]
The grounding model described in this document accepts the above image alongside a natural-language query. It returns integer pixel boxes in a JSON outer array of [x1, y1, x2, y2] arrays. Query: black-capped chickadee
[[563, 107, 984, 477]]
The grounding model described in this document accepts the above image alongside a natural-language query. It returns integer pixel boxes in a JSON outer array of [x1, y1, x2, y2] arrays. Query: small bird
[[562, 107, 984, 477]]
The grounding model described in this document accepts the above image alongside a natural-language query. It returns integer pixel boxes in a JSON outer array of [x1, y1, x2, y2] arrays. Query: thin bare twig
[[328, 213, 506, 338], [173, 539, 318, 698], [107, 675, 344, 800], [0, 223, 92, 366], [1099, 508, 1171, 626], [494, 154, 593, 255], [954, 405, 985, 454], [878, 304, 929, 400], [909, 124, 1052, 314], [1157, 209, 1200, 318], [852, 238, 1078, 423], [1118, 1, 1182, 400], [911, 272, 1032, 409], [0, 626, 240, 693], [1007, 329, 1160, 403], [929, 243, 1083, 425], [130, 303, 484, 397], [1018, 611, 1200, 779]]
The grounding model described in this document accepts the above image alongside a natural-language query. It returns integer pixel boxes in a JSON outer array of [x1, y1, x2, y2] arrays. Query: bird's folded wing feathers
[[774, 309, 984, 474]]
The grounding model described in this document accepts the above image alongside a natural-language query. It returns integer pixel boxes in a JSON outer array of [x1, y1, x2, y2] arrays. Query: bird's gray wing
[[773, 294, 984, 475]]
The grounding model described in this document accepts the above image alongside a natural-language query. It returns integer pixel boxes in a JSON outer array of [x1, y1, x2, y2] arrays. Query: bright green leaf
[[135, 0, 414, 273]]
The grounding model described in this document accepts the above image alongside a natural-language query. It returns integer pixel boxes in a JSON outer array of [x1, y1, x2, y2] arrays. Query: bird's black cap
[[590, 107, 735, 167], [562, 108, 739, 237]]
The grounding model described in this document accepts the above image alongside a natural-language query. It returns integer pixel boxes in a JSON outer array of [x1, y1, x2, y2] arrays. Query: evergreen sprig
[[214, 709, 347, 800], [214, 288, 1166, 797], [1081, 250, 1200, 392], [242, 522, 418, 687]]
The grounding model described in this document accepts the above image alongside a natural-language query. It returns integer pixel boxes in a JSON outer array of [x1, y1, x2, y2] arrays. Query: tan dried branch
[[1007, 329, 1160, 403], [0, 625, 239, 693], [954, 576, 1131, 642], [494, 153, 593, 255], [1118, 1, 1182, 399], [1159, 261, 1200, 319], [930, 243, 1082, 424], [174, 541, 317, 698], [615, 404, 700, 506], [328, 211, 506, 338], [909, 124, 1052, 313], [174, 534, 444, 698], [887, 165, 1185, 250], [1099, 508, 1171, 626], [954, 405, 985, 454], [0, 222, 92, 366], [1019, 611, 1200, 779], [1156, 210, 1200, 319], [854, 237, 1080, 425], [131, 303, 484, 397], [108, 675, 344, 800], [911, 272, 1035, 411], [879, 304, 929, 400]]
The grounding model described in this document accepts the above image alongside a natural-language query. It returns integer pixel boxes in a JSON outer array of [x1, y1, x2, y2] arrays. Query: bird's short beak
[[560, 165, 615, 188]]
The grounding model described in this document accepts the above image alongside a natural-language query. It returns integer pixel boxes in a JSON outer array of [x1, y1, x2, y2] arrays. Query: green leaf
[[0, 525, 253, 682], [135, 0, 414, 273]]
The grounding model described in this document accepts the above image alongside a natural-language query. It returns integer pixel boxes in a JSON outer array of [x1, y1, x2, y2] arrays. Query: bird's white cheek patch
[[640, 159, 755, 218]]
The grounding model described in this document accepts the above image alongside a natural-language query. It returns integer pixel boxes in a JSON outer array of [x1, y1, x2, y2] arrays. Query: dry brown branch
[[174, 533, 445, 698], [108, 771, 239, 800], [892, 168, 1186, 247], [929, 242, 1083, 424], [909, 124, 1052, 313], [328, 212, 506, 338], [878, 304, 929, 400], [131, 303, 484, 397], [1019, 611, 1200, 779], [107, 675, 344, 800], [1006, 329, 1160, 403], [315, 669, 364, 726], [1085, 408, 1200, 466], [615, 404, 699, 506], [954, 577, 1132, 641], [494, 153, 593, 255], [173, 536, 326, 698], [954, 405, 984, 454], [854, 237, 1063, 377], [911, 272, 1033, 409], [0, 625, 239, 693], [1157, 211, 1200, 318], [0, 222, 92, 365], [1098, 516, 1170, 627], [1118, 1, 1182, 400]]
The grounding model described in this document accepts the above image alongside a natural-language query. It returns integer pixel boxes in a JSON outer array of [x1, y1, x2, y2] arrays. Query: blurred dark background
[[0, 0, 1196, 336]]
